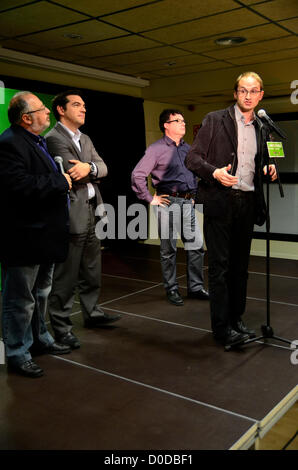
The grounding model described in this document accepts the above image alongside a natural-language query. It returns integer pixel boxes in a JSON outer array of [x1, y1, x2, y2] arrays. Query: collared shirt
[[233, 104, 257, 192], [23, 128, 58, 171], [131, 135, 197, 203], [58, 121, 96, 199]]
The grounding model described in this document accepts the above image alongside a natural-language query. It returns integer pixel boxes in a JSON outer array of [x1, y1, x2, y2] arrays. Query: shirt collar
[[22, 127, 45, 144], [163, 134, 185, 147], [58, 121, 81, 142], [234, 104, 256, 124]]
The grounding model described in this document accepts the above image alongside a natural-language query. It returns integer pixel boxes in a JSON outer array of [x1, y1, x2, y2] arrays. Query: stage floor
[[0, 243, 297, 450]]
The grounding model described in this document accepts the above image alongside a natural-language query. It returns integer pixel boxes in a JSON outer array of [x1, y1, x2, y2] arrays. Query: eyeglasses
[[166, 118, 186, 124], [25, 106, 47, 114], [237, 88, 262, 96]]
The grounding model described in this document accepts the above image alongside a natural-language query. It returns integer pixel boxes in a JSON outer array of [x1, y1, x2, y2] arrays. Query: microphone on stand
[[257, 109, 287, 139]]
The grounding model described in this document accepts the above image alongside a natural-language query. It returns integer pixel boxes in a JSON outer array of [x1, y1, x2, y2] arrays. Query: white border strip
[[53, 355, 258, 424]]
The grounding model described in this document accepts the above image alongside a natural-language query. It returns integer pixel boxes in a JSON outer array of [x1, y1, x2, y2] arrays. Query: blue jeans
[[1, 263, 55, 366], [155, 197, 205, 292]]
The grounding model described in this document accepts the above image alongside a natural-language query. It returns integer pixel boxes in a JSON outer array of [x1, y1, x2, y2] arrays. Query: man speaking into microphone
[[186, 72, 277, 348]]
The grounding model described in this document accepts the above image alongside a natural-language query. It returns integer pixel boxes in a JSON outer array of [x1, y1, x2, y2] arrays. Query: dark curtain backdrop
[[1, 75, 146, 207]]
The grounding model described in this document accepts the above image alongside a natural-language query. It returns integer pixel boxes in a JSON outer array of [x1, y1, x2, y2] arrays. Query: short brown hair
[[234, 71, 263, 92]]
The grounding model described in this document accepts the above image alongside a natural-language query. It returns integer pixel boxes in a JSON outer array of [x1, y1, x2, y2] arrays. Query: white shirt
[[58, 122, 95, 199], [233, 104, 257, 192]]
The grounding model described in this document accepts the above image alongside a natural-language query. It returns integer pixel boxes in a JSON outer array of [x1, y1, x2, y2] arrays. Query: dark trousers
[[48, 203, 102, 337], [204, 191, 255, 338], [155, 196, 205, 292]]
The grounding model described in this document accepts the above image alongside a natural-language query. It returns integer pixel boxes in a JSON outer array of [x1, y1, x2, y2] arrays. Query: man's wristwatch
[[88, 162, 95, 174]]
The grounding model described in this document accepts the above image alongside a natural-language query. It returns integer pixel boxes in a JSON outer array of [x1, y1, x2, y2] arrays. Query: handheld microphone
[[257, 109, 287, 139], [54, 156, 65, 174]]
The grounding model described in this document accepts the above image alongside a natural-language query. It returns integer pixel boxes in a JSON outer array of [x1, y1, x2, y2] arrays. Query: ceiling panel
[[0, 38, 42, 54], [251, 0, 298, 21], [279, 18, 298, 34], [18, 19, 128, 49], [53, 0, 158, 17], [101, 46, 190, 66], [0, 0, 297, 107], [236, 0, 270, 3], [0, 1, 87, 38], [228, 47, 298, 65], [207, 36, 298, 60], [0, 0, 34, 12], [103, 0, 238, 33], [151, 60, 232, 77], [142, 9, 268, 43], [176, 24, 290, 54], [37, 49, 91, 63], [116, 53, 214, 74], [66, 35, 159, 58]]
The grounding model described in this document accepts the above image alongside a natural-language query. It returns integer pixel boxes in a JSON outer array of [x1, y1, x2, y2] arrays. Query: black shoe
[[223, 329, 249, 347], [166, 289, 184, 306], [32, 341, 71, 356], [188, 288, 209, 300], [84, 312, 122, 328], [234, 320, 256, 338], [56, 332, 80, 349], [8, 359, 44, 378]]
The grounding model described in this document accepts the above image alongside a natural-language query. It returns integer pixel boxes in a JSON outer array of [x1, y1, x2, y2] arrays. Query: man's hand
[[64, 173, 72, 190], [213, 164, 238, 187], [150, 194, 170, 207], [68, 159, 90, 181], [263, 164, 277, 181]]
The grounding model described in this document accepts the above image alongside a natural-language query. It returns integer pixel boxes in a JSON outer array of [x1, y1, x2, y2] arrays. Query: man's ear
[[57, 105, 65, 117], [21, 113, 32, 126]]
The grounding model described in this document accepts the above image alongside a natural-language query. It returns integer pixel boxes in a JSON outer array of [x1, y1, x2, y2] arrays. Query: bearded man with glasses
[[186, 72, 277, 348], [0, 91, 72, 377]]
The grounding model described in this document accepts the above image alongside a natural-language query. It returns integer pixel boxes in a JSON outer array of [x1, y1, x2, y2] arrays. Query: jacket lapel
[[54, 123, 82, 160], [15, 126, 57, 172], [222, 105, 238, 154]]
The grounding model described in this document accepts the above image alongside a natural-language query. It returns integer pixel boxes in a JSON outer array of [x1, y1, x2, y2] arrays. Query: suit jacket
[[45, 123, 108, 234], [0, 125, 69, 266], [185, 105, 268, 226]]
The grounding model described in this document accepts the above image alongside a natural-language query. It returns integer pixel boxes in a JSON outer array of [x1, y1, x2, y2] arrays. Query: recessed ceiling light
[[215, 36, 246, 46], [63, 33, 83, 40]]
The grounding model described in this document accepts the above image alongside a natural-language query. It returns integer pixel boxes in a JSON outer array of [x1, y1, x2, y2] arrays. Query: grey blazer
[[45, 123, 108, 234]]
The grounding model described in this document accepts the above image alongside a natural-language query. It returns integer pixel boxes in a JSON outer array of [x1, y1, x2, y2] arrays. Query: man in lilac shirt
[[131, 109, 208, 306]]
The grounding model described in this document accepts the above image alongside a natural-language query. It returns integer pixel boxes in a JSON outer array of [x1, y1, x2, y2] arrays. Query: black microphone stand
[[226, 122, 293, 351]]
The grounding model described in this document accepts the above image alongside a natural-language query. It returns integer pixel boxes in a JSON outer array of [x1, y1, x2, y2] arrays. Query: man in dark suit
[[45, 90, 120, 349], [186, 72, 277, 348], [0, 91, 72, 377]]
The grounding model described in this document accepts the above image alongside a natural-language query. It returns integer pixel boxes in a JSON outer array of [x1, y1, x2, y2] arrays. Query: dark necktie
[[38, 137, 58, 171]]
